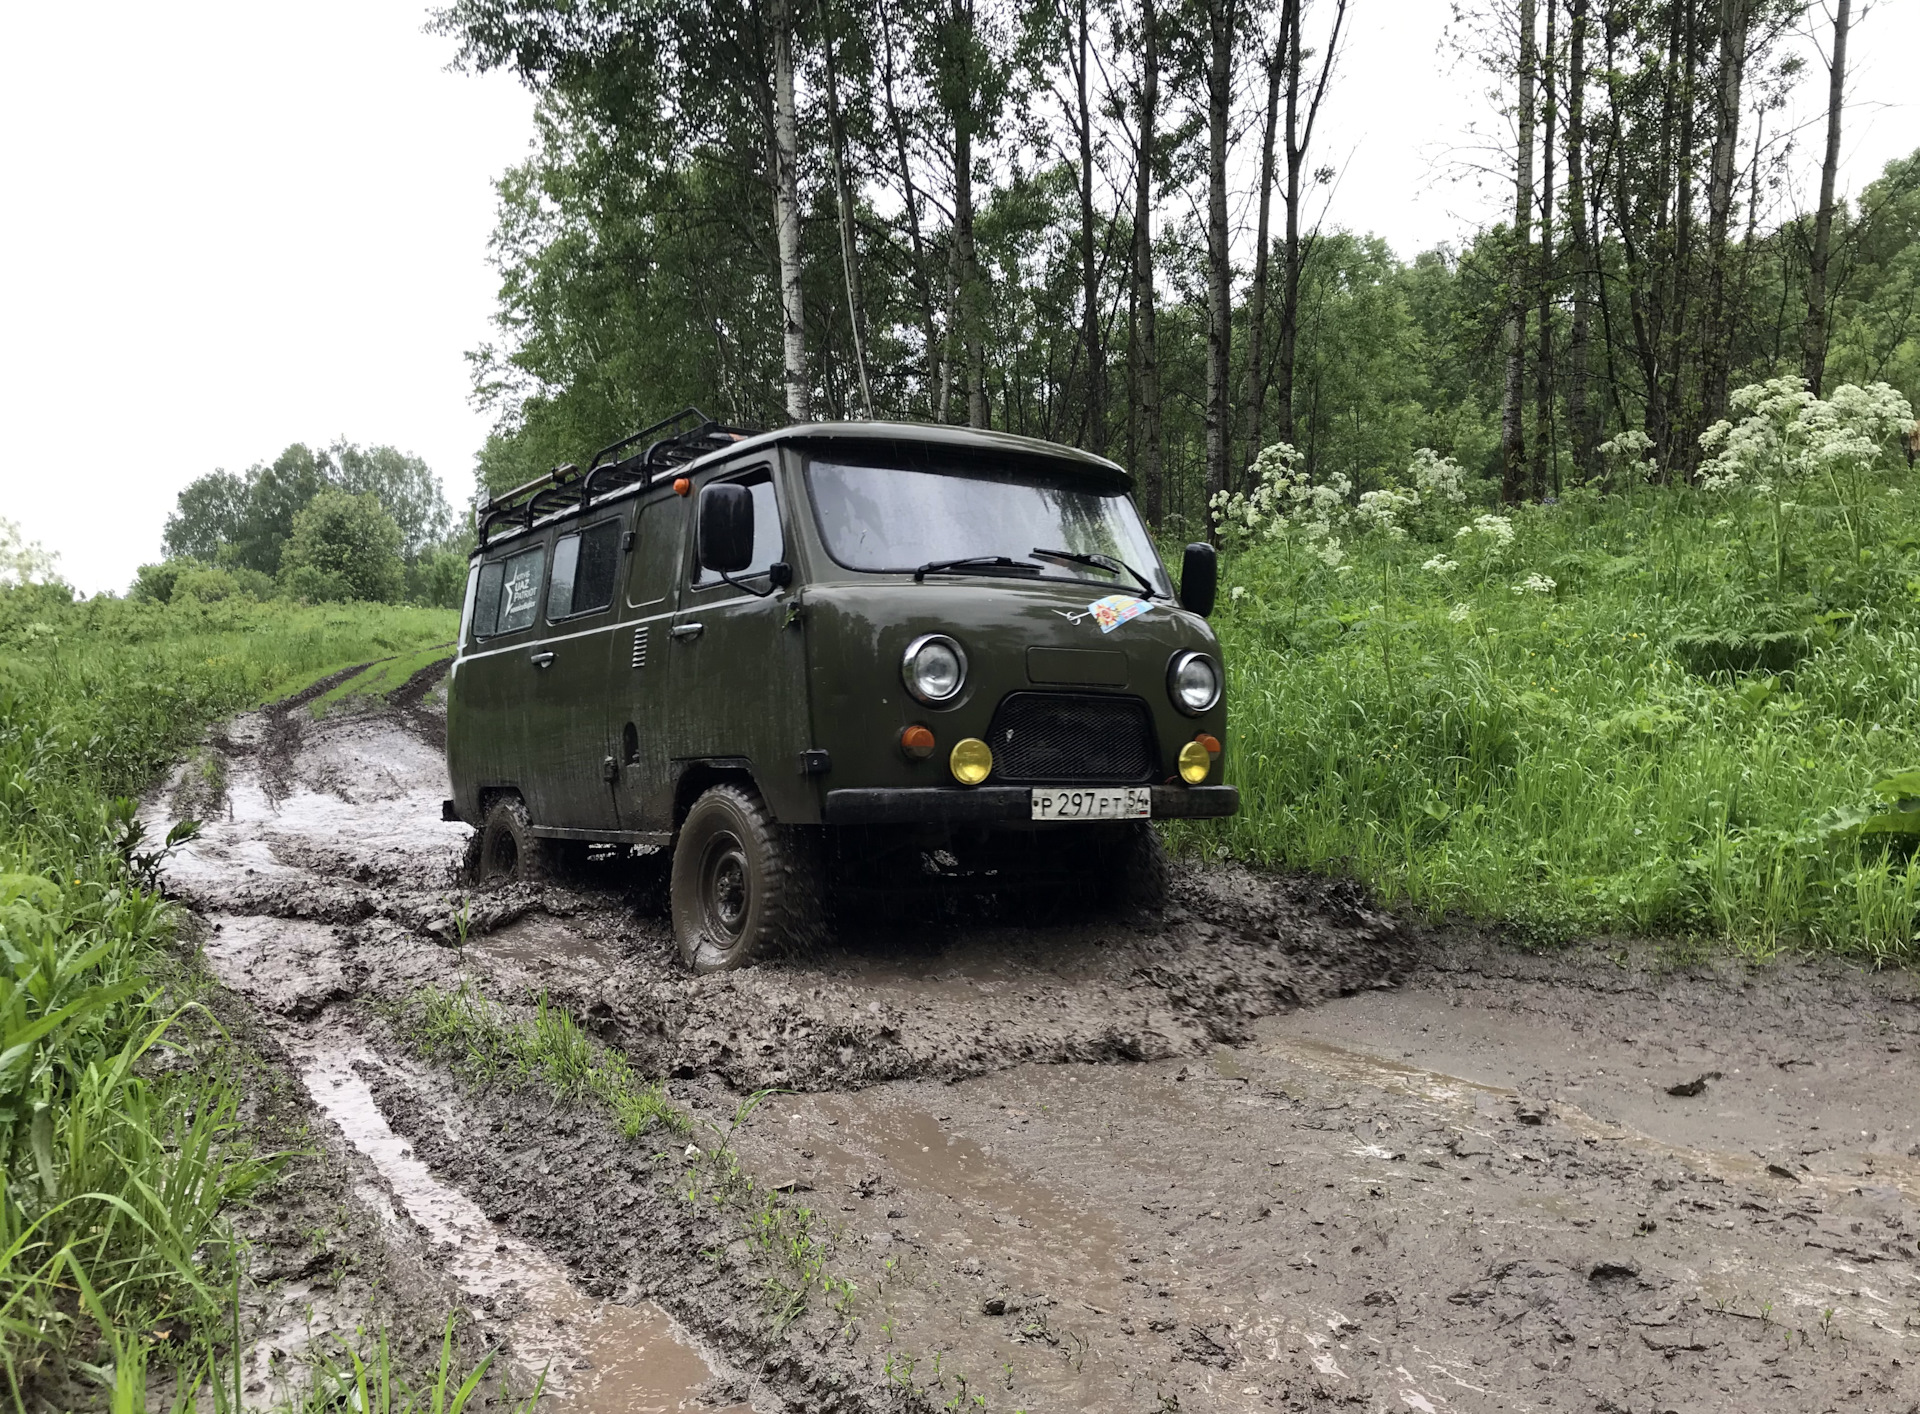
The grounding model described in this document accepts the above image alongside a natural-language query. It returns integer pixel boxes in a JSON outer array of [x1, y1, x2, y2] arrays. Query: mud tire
[[1080, 821, 1170, 912], [475, 796, 550, 886], [671, 784, 822, 973]]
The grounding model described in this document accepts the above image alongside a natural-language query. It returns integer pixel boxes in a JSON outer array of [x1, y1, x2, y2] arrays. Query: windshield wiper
[[1030, 547, 1157, 599], [912, 555, 1041, 583]]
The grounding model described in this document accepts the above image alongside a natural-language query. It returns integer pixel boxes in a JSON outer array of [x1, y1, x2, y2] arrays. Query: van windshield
[[807, 459, 1173, 597]]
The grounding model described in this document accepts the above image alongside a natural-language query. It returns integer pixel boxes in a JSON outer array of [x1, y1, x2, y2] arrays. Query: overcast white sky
[[3, 1, 1914, 596]]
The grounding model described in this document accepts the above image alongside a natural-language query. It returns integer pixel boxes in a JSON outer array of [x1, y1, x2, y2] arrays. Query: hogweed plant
[[1699, 377, 1915, 574]]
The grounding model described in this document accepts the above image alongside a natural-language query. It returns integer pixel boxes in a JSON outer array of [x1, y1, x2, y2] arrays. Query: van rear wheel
[[671, 784, 821, 973]]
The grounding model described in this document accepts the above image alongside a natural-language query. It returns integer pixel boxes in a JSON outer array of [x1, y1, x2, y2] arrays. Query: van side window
[[691, 472, 782, 587], [548, 519, 621, 621], [627, 496, 687, 608], [472, 545, 545, 639]]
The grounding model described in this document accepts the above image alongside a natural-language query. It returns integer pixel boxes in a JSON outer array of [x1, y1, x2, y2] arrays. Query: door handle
[[530, 651, 555, 668], [670, 623, 705, 641]]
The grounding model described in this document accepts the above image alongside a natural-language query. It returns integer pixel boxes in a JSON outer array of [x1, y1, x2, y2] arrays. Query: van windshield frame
[[804, 457, 1172, 598]]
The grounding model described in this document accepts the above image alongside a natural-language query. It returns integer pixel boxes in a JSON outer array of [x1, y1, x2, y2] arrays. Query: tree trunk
[[1203, 0, 1236, 511], [1502, 0, 1535, 503], [822, 6, 873, 418], [1273, 0, 1344, 451], [1532, 0, 1557, 500], [1132, 0, 1165, 523], [1701, 0, 1751, 430], [1663, 1, 1699, 473], [1241, 31, 1283, 484], [1075, 0, 1105, 454], [770, 0, 809, 422], [879, 0, 942, 411], [1801, 0, 1850, 396], [1565, 0, 1597, 480], [1275, 0, 1301, 447]]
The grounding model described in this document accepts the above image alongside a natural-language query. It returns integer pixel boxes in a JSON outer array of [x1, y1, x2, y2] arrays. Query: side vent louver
[[631, 626, 649, 670]]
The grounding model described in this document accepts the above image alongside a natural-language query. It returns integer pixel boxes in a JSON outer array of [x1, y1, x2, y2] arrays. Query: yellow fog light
[[1178, 739, 1212, 784], [950, 737, 993, 785]]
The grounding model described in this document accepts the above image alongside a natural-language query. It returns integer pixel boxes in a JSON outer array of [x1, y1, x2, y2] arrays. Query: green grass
[[308, 642, 454, 718], [1191, 473, 1920, 959], [0, 587, 456, 1405], [388, 984, 685, 1140]]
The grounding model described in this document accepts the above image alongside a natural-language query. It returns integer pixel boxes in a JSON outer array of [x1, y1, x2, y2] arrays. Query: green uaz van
[[446, 413, 1236, 971]]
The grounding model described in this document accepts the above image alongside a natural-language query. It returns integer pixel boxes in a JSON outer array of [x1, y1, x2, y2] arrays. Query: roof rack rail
[[476, 407, 758, 549]]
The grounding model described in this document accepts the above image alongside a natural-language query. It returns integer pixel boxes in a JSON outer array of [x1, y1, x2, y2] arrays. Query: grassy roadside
[[386, 984, 854, 1339], [0, 587, 456, 1407], [1191, 467, 1920, 960]]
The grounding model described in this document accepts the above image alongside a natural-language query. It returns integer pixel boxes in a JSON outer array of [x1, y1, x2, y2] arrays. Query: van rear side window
[[549, 519, 622, 621], [471, 545, 545, 639]]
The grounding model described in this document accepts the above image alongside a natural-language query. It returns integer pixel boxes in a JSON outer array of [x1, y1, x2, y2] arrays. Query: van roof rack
[[476, 407, 758, 549]]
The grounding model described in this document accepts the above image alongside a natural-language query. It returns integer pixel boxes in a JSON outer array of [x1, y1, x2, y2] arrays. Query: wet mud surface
[[148, 669, 1920, 1411]]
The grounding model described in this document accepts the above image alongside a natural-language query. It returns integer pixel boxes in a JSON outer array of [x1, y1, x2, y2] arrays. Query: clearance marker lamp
[[950, 737, 993, 785], [900, 724, 937, 761]]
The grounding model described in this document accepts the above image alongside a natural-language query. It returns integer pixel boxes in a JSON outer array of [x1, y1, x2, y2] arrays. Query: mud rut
[[144, 666, 1920, 1414]]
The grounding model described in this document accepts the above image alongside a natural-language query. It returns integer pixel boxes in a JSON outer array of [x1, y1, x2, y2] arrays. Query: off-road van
[[445, 411, 1237, 971]]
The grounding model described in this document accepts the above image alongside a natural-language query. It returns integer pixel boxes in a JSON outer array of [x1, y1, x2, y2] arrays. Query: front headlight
[[1167, 651, 1221, 715], [902, 633, 967, 705]]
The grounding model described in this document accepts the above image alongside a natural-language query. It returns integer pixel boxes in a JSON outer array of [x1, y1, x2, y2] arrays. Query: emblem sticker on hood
[[1087, 594, 1151, 633]]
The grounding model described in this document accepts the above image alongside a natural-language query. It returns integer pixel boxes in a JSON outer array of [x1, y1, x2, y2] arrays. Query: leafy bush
[[278, 489, 405, 603], [405, 546, 470, 609]]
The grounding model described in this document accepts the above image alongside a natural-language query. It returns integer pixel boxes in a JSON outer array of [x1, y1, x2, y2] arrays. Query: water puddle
[[465, 913, 624, 980], [295, 1044, 753, 1412], [1256, 1031, 1920, 1205]]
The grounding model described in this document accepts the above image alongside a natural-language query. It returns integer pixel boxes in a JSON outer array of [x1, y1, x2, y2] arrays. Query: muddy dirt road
[[149, 665, 1920, 1412]]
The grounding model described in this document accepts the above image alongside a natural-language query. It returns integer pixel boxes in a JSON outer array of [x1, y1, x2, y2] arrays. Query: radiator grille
[[986, 692, 1156, 784], [630, 626, 649, 669]]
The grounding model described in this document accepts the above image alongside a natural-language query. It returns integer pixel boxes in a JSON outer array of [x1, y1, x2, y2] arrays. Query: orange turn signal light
[[673, 476, 692, 496], [1195, 733, 1222, 756], [900, 724, 936, 761]]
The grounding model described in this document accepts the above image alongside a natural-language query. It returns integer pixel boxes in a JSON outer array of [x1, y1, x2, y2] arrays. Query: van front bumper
[[821, 785, 1239, 826]]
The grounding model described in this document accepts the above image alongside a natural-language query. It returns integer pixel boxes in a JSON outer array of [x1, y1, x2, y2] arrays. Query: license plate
[[1030, 786, 1151, 821]]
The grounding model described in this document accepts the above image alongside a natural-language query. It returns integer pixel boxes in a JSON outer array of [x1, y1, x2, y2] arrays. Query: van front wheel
[[475, 795, 549, 885], [671, 784, 821, 973]]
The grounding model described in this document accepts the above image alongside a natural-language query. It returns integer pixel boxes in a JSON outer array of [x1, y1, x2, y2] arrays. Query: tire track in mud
[[146, 683, 1920, 1413]]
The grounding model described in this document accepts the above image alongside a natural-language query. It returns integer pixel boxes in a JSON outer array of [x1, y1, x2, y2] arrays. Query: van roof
[[474, 418, 1131, 555], [728, 421, 1131, 490]]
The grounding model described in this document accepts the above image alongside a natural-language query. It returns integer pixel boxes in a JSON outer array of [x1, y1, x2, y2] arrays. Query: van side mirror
[[1179, 542, 1217, 617], [698, 483, 754, 573]]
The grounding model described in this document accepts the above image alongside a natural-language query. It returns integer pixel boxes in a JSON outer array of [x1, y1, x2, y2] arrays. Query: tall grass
[[1193, 474, 1920, 959], [0, 587, 456, 1404]]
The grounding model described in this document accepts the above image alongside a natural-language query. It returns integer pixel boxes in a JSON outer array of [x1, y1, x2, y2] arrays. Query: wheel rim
[[698, 830, 751, 947]]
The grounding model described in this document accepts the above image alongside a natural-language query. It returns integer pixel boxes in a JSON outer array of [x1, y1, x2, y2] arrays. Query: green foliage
[[163, 442, 455, 589], [0, 519, 59, 589], [404, 548, 470, 610], [279, 490, 405, 604], [0, 587, 454, 1398], [1190, 447, 1920, 959]]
